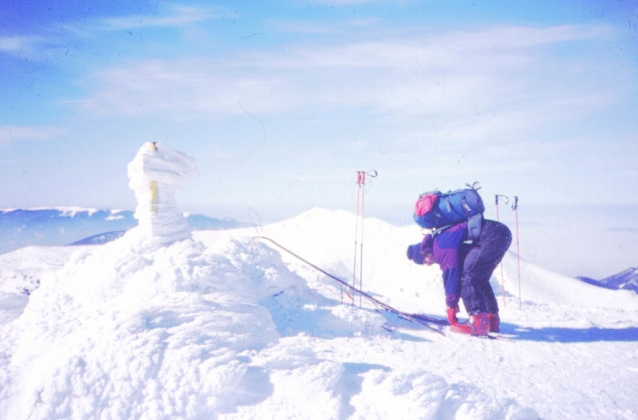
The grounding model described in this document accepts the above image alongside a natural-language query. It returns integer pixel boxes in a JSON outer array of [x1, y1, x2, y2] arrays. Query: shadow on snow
[[503, 324, 638, 343]]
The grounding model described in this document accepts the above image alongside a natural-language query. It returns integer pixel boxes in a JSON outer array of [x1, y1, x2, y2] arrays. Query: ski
[[255, 236, 446, 336], [488, 332, 516, 341], [407, 313, 449, 326], [447, 330, 515, 341], [381, 310, 444, 334]]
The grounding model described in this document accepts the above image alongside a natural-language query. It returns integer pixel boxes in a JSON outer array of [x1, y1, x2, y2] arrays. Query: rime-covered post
[[127, 142, 197, 245]]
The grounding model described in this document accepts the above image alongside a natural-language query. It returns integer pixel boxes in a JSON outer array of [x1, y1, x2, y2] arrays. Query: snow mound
[[1, 210, 541, 419], [0, 232, 327, 419], [2, 141, 635, 419], [238, 207, 448, 314], [0, 246, 92, 324]]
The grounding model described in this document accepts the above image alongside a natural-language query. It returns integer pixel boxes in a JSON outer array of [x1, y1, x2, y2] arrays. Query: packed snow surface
[[1, 207, 637, 419], [2, 143, 637, 419]]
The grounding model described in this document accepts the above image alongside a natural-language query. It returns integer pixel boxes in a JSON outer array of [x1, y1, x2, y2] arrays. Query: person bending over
[[407, 219, 512, 335]]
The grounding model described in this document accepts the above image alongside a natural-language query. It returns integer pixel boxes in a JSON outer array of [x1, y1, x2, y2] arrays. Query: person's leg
[[460, 247, 494, 314], [459, 245, 483, 314], [461, 221, 512, 314]]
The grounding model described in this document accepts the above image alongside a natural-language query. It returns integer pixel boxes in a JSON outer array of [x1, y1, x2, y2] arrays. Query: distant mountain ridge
[[70, 231, 128, 246], [578, 268, 638, 294], [0, 208, 250, 254]]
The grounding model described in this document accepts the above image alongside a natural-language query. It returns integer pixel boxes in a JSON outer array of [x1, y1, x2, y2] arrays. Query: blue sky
[[2, 0, 637, 228]]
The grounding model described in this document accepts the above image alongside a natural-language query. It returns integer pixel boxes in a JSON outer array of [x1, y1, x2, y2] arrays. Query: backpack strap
[[432, 215, 483, 243], [465, 181, 481, 191], [431, 224, 452, 240]]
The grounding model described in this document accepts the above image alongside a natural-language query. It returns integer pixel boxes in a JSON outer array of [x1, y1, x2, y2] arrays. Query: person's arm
[[433, 223, 467, 308], [441, 266, 461, 308]]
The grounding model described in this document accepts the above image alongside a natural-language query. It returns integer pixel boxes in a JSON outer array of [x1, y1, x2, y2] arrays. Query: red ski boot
[[450, 312, 490, 336], [447, 306, 460, 325], [488, 313, 500, 333]]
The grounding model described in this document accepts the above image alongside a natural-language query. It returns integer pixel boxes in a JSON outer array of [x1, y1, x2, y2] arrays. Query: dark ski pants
[[461, 220, 512, 315]]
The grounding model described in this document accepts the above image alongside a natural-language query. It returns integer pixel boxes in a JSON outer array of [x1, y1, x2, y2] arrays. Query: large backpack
[[413, 184, 485, 240]]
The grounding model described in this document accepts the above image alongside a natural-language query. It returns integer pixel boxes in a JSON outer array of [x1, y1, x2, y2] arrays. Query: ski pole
[[358, 172, 364, 308], [254, 236, 445, 335], [352, 171, 365, 306], [495, 194, 509, 306], [512, 196, 522, 309], [353, 170, 377, 307]]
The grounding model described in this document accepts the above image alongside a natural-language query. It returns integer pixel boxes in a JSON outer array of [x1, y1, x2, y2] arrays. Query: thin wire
[[512, 197, 522, 309], [495, 196, 506, 307]]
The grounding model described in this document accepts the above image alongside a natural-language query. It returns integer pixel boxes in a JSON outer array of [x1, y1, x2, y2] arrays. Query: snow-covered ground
[[1, 143, 637, 419], [1, 206, 637, 419]]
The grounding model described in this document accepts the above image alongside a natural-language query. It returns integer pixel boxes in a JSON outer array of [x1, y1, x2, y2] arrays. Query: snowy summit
[[1, 144, 638, 419]]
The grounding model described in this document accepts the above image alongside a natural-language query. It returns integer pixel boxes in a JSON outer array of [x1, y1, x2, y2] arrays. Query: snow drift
[[2, 207, 638, 418], [1, 143, 638, 419]]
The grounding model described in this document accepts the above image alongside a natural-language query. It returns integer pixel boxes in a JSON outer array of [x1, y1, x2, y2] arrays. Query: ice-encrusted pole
[[127, 142, 197, 245]]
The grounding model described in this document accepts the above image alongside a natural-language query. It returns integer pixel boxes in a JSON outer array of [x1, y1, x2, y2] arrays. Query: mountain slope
[[2, 208, 637, 419], [578, 267, 638, 294]]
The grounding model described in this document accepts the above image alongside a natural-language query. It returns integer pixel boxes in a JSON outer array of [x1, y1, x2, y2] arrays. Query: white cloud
[[272, 17, 383, 35], [0, 126, 68, 146], [0, 35, 46, 59], [307, 0, 378, 5], [432, 24, 612, 51], [271, 20, 342, 35], [0, 36, 27, 51], [67, 20, 632, 200], [97, 6, 221, 30], [71, 23, 621, 122]]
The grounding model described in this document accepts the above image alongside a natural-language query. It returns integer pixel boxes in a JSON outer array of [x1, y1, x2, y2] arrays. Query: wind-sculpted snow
[[0, 233, 326, 419], [0, 230, 524, 420], [127, 142, 197, 245], [2, 206, 638, 419], [0, 246, 87, 323]]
